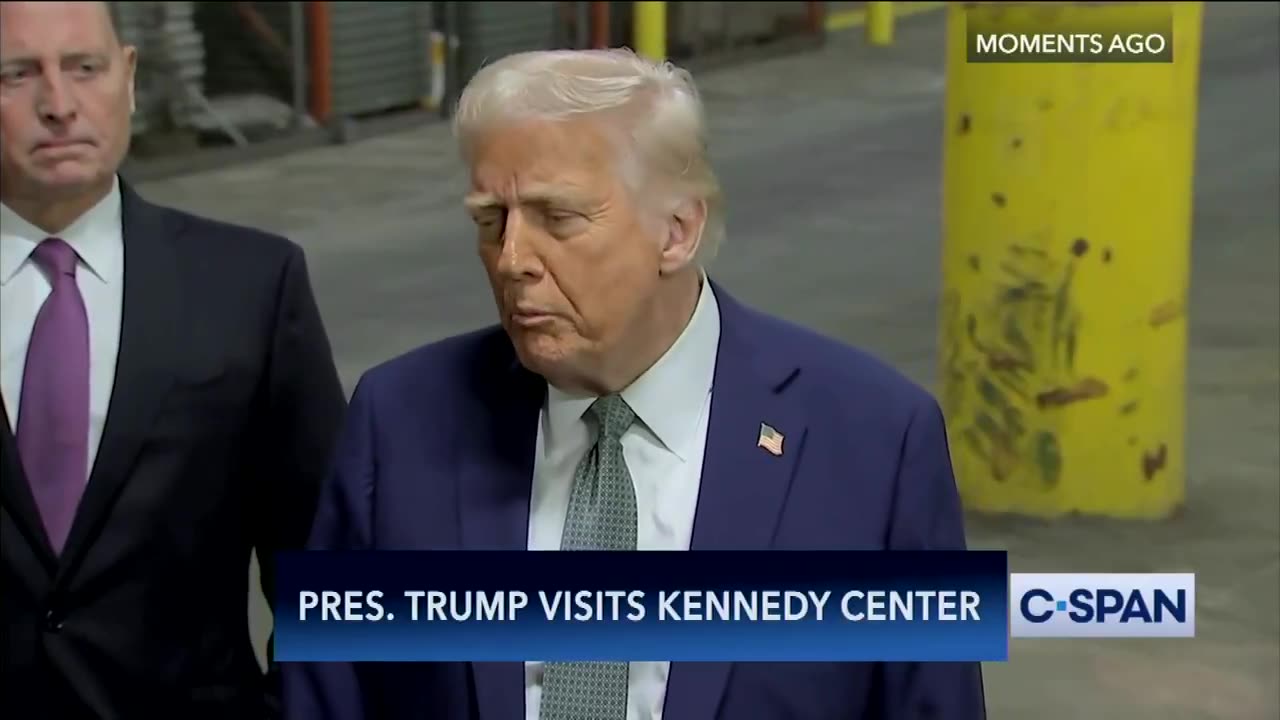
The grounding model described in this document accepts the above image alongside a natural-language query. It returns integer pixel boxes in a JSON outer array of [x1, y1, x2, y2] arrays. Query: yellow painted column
[[938, 2, 1203, 519], [633, 2, 667, 61], [867, 2, 895, 45]]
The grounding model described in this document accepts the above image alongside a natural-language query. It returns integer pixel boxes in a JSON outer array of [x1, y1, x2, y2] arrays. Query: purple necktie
[[16, 238, 90, 554]]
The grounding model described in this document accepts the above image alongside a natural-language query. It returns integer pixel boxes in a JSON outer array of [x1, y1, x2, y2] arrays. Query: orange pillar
[[306, 1, 332, 122], [591, 2, 611, 49]]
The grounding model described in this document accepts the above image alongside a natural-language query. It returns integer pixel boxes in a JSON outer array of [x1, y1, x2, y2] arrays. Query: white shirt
[[525, 276, 722, 720], [1, 177, 125, 482]]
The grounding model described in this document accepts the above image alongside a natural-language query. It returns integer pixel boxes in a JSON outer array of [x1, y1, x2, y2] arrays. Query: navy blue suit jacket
[[283, 282, 986, 720]]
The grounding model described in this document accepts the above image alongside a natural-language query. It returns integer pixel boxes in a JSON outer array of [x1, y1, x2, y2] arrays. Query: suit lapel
[[664, 284, 809, 720], [54, 182, 181, 587], [459, 343, 544, 720], [0, 400, 59, 571]]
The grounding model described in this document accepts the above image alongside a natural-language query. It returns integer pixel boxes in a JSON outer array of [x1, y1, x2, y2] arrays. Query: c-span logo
[[1010, 573, 1195, 638]]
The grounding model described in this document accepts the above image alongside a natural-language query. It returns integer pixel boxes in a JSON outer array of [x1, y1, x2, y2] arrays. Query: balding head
[[0, 1, 137, 230]]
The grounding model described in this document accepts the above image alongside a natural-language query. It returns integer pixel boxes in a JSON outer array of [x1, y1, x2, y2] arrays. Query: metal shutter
[[456, 2, 558, 86], [328, 2, 434, 117]]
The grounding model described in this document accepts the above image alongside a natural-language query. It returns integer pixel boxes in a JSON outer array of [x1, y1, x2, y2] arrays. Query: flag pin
[[757, 423, 784, 456]]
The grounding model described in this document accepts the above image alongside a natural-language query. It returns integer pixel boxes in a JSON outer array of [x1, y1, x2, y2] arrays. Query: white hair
[[452, 48, 726, 263]]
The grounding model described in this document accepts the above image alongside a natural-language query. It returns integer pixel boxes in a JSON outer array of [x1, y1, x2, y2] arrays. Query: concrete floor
[[135, 4, 1279, 718]]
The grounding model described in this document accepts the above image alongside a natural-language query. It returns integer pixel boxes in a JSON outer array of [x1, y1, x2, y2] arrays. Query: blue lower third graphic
[[274, 551, 1010, 662]]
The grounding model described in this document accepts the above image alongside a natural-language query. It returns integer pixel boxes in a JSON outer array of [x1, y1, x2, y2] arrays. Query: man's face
[[0, 1, 136, 200], [468, 117, 667, 386]]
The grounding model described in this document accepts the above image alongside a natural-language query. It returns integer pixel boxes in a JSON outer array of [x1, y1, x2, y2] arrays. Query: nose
[[496, 209, 545, 281], [36, 72, 78, 124]]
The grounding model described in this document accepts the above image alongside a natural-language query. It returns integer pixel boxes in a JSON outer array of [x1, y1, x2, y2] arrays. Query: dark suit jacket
[[1, 180, 347, 720], [283, 282, 986, 720]]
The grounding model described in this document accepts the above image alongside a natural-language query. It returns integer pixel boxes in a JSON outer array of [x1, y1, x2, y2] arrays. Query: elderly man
[[285, 49, 985, 719], [1, 3, 346, 719]]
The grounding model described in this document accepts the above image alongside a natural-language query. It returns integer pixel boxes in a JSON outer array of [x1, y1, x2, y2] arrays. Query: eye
[[471, 209, 507, 244], [0, 67, 31, 84], [474, 210, 505, 227], [543, 208, 588, 232]]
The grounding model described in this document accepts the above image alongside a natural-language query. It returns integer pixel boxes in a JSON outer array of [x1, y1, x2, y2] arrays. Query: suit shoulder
[[156, 201, 304, 268], [751, 309, 937, 416], [356, 325, 514, 397]]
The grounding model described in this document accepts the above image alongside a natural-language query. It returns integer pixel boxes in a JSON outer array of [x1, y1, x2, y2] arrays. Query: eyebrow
[[464, 186, 593, 212], [463, 192, 503, 213], [0, 51, 109, 67]]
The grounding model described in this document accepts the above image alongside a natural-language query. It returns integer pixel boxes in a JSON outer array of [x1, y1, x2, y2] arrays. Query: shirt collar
[[0, 175, 123, 285], [545, 273, 722, 461]]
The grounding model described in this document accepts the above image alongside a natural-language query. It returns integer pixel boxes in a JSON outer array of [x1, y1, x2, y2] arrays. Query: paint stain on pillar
[[958, 113, 972, 135], [1071, 237, 1090, 257], [1036, 377, 1110, 408], [1142, 443, 1168, 480], [1149, 300, 1182, 327], [1034, 431, 1062, 487], [991, 192, 1007, 208]]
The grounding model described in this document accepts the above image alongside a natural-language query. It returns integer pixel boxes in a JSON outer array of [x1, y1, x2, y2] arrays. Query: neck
[[2, 178, 113, 235], [571, 269, 704, 396]]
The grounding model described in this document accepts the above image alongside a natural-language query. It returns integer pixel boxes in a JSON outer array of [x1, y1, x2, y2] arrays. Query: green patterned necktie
[[539, 394, 638, 720]]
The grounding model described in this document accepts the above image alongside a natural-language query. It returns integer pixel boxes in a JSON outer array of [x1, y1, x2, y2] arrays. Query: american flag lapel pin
[[757, 423, 784, 456]]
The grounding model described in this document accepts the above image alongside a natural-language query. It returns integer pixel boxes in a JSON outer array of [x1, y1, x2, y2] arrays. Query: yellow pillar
[[938, 2, 1203, 519], [633, 2, 667, 61], [867, 2, 895, 45]]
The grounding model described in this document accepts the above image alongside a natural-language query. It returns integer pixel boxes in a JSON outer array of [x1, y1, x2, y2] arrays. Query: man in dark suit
[[285, 48, 985, 719], [0, 3, 347, 718]]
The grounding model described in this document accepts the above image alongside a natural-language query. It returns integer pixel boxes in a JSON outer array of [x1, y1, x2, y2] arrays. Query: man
[[0, 3, 346, 719], [285, 49, 985, 719]]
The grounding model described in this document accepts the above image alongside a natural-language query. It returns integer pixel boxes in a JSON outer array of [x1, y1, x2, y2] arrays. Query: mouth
[[510, 308, 558, 327], [34, 140, 94, 152]]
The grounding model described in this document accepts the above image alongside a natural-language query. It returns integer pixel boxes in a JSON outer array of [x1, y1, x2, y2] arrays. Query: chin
[[35, 163, 104, 190], [511, 333, 576, 377]]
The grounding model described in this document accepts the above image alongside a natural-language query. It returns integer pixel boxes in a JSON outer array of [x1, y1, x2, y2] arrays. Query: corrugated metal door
[[328, 2, 434, 117], [457, 2, 558, 86]]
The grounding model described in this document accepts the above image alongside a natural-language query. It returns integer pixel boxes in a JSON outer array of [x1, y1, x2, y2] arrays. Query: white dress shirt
[[524, 275, 722, 720], [1, 177, 125, 482]]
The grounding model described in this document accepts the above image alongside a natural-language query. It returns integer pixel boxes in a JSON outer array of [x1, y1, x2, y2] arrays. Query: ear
[[658, 197, 707, 275], [122, 44, 138, 113]]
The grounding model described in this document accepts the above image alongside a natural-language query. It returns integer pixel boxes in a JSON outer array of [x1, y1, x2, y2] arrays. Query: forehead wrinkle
[[515, 182, 597, 207], [470, 173, 597, 208]]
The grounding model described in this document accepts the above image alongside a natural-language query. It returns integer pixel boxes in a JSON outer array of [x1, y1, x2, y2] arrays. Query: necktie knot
[[32, 238, 79, 278], [587, 394, 635, 443]]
